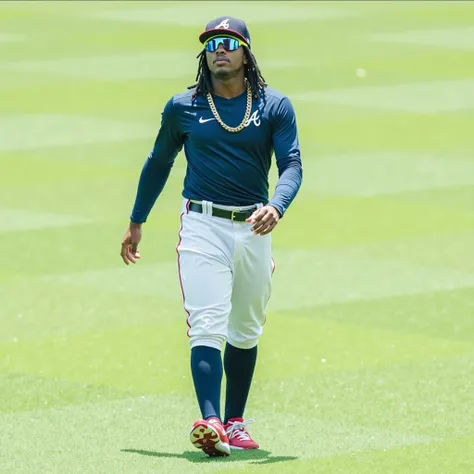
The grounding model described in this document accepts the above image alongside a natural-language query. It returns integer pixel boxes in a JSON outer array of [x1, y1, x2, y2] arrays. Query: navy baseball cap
[[199, 16, 251, 49]]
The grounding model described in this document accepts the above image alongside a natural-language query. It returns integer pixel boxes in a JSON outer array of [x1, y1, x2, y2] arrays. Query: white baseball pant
[[176, 198, 275, 350]]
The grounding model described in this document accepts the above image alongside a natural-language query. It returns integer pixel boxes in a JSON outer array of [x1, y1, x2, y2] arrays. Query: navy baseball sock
[[223, 343, 258, 424], [190, 346, 223, 421]]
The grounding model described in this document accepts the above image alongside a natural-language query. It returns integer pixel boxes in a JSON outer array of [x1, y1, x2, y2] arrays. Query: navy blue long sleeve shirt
[[130, 86, 302, 223]]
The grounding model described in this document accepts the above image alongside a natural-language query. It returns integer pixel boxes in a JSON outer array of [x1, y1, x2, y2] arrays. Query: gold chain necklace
[[206, 83, 252, 133]]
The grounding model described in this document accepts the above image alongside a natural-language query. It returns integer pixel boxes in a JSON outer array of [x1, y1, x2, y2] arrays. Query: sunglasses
[[204, 36, 247, 53]]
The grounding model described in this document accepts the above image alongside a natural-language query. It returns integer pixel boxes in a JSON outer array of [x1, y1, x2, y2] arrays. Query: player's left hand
[[246, 205, 280, 235]]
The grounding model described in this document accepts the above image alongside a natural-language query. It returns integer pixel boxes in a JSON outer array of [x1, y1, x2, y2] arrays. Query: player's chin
[[213, 66, 234, 79]]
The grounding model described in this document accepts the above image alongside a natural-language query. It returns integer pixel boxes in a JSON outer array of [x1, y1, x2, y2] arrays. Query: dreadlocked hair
[[188, 47, 267, 100]]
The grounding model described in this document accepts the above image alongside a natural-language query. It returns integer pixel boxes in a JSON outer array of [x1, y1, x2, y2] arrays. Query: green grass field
[[1, 1, 474, 472]]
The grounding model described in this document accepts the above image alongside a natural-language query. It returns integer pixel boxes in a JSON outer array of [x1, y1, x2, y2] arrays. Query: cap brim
[[199, 28, 249, 46]]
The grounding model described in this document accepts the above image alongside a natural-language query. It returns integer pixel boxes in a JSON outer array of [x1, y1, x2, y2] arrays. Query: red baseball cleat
[[224, 418, 260, 450], [189, 417, 231, 457]]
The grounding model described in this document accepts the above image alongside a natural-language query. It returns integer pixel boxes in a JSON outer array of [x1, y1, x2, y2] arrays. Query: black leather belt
[[188, 202, 256, 222]]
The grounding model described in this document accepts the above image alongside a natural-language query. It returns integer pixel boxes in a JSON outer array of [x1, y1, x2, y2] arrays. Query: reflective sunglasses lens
[[205, 37, 239, 52]]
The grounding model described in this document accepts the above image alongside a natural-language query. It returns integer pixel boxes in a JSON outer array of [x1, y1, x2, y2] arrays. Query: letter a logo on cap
[[216, 19, 230, 29]]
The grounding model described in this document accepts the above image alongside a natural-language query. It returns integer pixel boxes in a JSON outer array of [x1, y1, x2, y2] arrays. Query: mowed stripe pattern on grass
[[0, 1, 473, 473]]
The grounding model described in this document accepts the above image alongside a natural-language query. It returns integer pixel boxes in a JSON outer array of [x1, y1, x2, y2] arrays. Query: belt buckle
[[230, 209, 238, 221]]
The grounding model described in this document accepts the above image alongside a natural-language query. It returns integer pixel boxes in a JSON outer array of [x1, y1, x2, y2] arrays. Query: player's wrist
[[267, 204, 282, 218]]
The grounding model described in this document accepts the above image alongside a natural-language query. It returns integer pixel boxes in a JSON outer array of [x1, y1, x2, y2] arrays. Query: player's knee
[[189, 334, 226, 351]]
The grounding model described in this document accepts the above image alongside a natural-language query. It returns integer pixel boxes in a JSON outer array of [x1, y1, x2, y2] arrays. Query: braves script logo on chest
[[244, 110, 261, 127]]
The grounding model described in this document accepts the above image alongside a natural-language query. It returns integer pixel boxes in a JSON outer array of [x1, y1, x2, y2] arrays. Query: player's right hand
[[120, 222, 142, 265]]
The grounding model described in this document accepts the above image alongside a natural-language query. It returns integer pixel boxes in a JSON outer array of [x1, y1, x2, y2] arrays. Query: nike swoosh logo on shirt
[[199, 117, 216, 123]]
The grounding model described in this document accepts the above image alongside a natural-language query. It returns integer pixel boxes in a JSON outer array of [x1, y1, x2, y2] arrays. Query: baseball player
[[120, 16, 302, 457]]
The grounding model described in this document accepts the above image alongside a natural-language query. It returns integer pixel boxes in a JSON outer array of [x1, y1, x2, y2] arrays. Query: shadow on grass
[[122, 448, 298, 465]]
